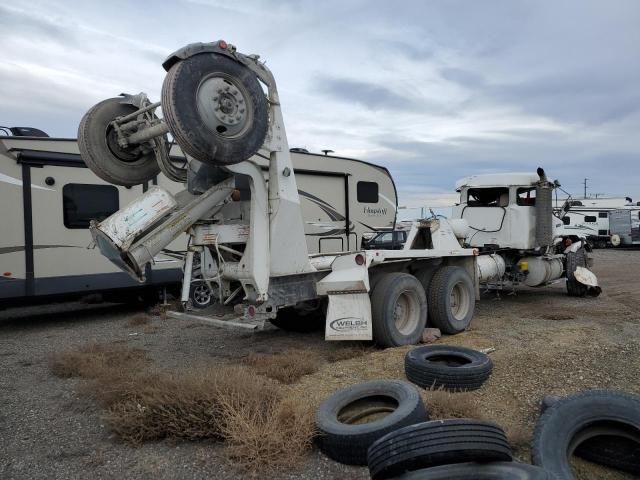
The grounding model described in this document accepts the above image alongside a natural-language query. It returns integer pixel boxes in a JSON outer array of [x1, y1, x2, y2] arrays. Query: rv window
[[584, 215, 597, 223], [598, 212, 607, 218], [63, 184, 119, 229], [467, 188, 509, 207], [563, 217, 571, 225], [516, 187, 536, 206], [599, 229, 608, 236], [357, 181, 379, 203]]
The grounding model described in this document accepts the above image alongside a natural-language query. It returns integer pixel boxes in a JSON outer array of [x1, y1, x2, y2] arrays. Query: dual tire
[[370, 267, 475, 347]]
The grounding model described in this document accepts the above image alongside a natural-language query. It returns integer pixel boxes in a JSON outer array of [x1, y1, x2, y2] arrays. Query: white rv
[[556, 196, 638, 248], [0, 134, 186, 302], [0, 134, 396, 303]]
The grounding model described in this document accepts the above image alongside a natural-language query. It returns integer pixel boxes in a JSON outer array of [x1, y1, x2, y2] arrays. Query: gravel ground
[[1, 249, 639, 479]]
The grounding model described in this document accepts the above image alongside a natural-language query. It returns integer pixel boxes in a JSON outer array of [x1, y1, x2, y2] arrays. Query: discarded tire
[[316, 380, 428, 465], [162, 52, 269, 166], [427, 266, 475, 334], [371, 273, 427, 348], [537, 391, 640, 475], [565, 248, 588, 297], [532, 390, 640, 479], [78, 97, 161, 186], [389, 462, 553, 479], [367, 419, 512, 480], [405, 345, 492, 391]]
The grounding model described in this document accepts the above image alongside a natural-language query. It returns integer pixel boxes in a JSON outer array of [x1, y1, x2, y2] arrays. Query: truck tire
[[532, 390, 640, 479], [367, 419, 512, 480], [427, 267, 474, 334], [404, 345, 492, 391], [161, 53, 269, 166], [371, 273, 427, 348], [566, 247, 588, 297], [78, 97, 161, 186], [189, 282, 215, 309], [387, 462, 553, 479], [316, 380, 428, 465]]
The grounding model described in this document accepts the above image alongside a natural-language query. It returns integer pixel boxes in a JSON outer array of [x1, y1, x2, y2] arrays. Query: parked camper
[[0, 135, 185, 302], [556, 196, 637, 248], [610, 208, 640, 247]]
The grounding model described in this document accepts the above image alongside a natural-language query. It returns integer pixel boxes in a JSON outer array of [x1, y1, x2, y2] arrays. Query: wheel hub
[[196, 76, 250, 136]]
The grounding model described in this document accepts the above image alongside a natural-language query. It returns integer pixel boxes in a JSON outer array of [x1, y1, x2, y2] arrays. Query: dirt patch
[[539, 313, 576, 321], [127, 313, 152, 327]]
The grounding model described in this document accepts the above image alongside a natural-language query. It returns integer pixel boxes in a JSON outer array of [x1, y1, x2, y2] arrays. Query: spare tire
[[405, 345, 492, 391], [78, 97, 161, 186], [162, 52, 269, 166], [390, 462, 553, 480], [367, 419, 512, 480], [532, 390, 640, 479], [316, 380, 428, 465]]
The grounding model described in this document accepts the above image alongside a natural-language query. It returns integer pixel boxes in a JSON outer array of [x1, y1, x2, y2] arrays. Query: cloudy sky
[[1, 0, 638, 214]]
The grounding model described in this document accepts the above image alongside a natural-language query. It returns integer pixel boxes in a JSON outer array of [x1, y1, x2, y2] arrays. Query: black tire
[[566, 248, 588, 297], [404, 345, 492, 391], [532, 390, 640, 479], [367, 419, 513, 480], [370, 273, 427, 348], [189, 282, 215, 309], [316, 380, 428, 466], [427, 267, 475, 334], [161, 53, 269, 166], [270, 304, 324, 332], [539, 395, 561, 414], [78, 97, 161, 186], [391, 462, 553, 479]]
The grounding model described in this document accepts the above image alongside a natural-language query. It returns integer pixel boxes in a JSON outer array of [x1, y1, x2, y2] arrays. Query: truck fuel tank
[[518, 256, 564, 287]]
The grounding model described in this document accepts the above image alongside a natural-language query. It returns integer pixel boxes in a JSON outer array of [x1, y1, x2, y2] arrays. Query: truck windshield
[[467, 188, 509, 207]]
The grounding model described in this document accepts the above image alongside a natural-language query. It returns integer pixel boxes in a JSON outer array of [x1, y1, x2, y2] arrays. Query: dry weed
[[422, 387, 484, 420], [220, 393, 315, 473], [326, 343, 374, 362], [127, 313, 152, 327], [244, 348, 323, 384], [505, 424, 532, 450], [49, 343, 148, 380]]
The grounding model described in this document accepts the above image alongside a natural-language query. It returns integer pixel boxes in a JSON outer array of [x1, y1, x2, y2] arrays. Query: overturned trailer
[[79, 40, 480, 347]]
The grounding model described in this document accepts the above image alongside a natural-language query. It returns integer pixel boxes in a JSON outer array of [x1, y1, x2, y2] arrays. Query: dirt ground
[[1, 249, 639, 480]]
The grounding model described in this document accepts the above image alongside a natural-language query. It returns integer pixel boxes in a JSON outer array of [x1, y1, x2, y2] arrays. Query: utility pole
[[583, 177, 588, 198]]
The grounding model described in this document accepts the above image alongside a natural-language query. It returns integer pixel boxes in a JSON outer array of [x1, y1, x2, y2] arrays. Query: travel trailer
[[0, 133, 396, 304], [0, 134, 185, 302], [556, 196, 638, 248]]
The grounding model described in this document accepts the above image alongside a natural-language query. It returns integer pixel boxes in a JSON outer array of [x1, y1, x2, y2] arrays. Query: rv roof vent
[[0, 126, 49, 137], [289, 148, 309, 154]]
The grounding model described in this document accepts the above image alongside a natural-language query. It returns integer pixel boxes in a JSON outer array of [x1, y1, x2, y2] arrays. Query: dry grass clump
[[422, 387, 484, 420], [244, 348, 324, 384], [49, 343, 148, 379], [127, 313, 152, 327], [49, 343, 315, 473], [326, 343, 375, 362]]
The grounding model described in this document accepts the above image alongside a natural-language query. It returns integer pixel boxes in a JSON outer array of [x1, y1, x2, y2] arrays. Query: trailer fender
[[162, 41, 237, 71]]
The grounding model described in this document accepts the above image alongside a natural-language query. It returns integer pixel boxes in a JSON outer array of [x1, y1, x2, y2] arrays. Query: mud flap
[[324, 293, 373, 341]]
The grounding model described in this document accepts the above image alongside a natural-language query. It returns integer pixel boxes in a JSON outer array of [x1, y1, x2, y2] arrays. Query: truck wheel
[[388, 463, 553, 480], [161, 53, 269, 166], [371, 273, 427, 348], [189, 282, 215, 309], [566, 248, 588, 297], [316, 380, 428, 465], [427, 266, 474, 334], [367, 419, 512, 480], [78, 97, 161, 186], [404, 345, 492, 391], [532, 390, 640, 479]]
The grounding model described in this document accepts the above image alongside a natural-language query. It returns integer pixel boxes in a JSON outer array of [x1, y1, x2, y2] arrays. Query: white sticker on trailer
[[324, 293, 373, 341]]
